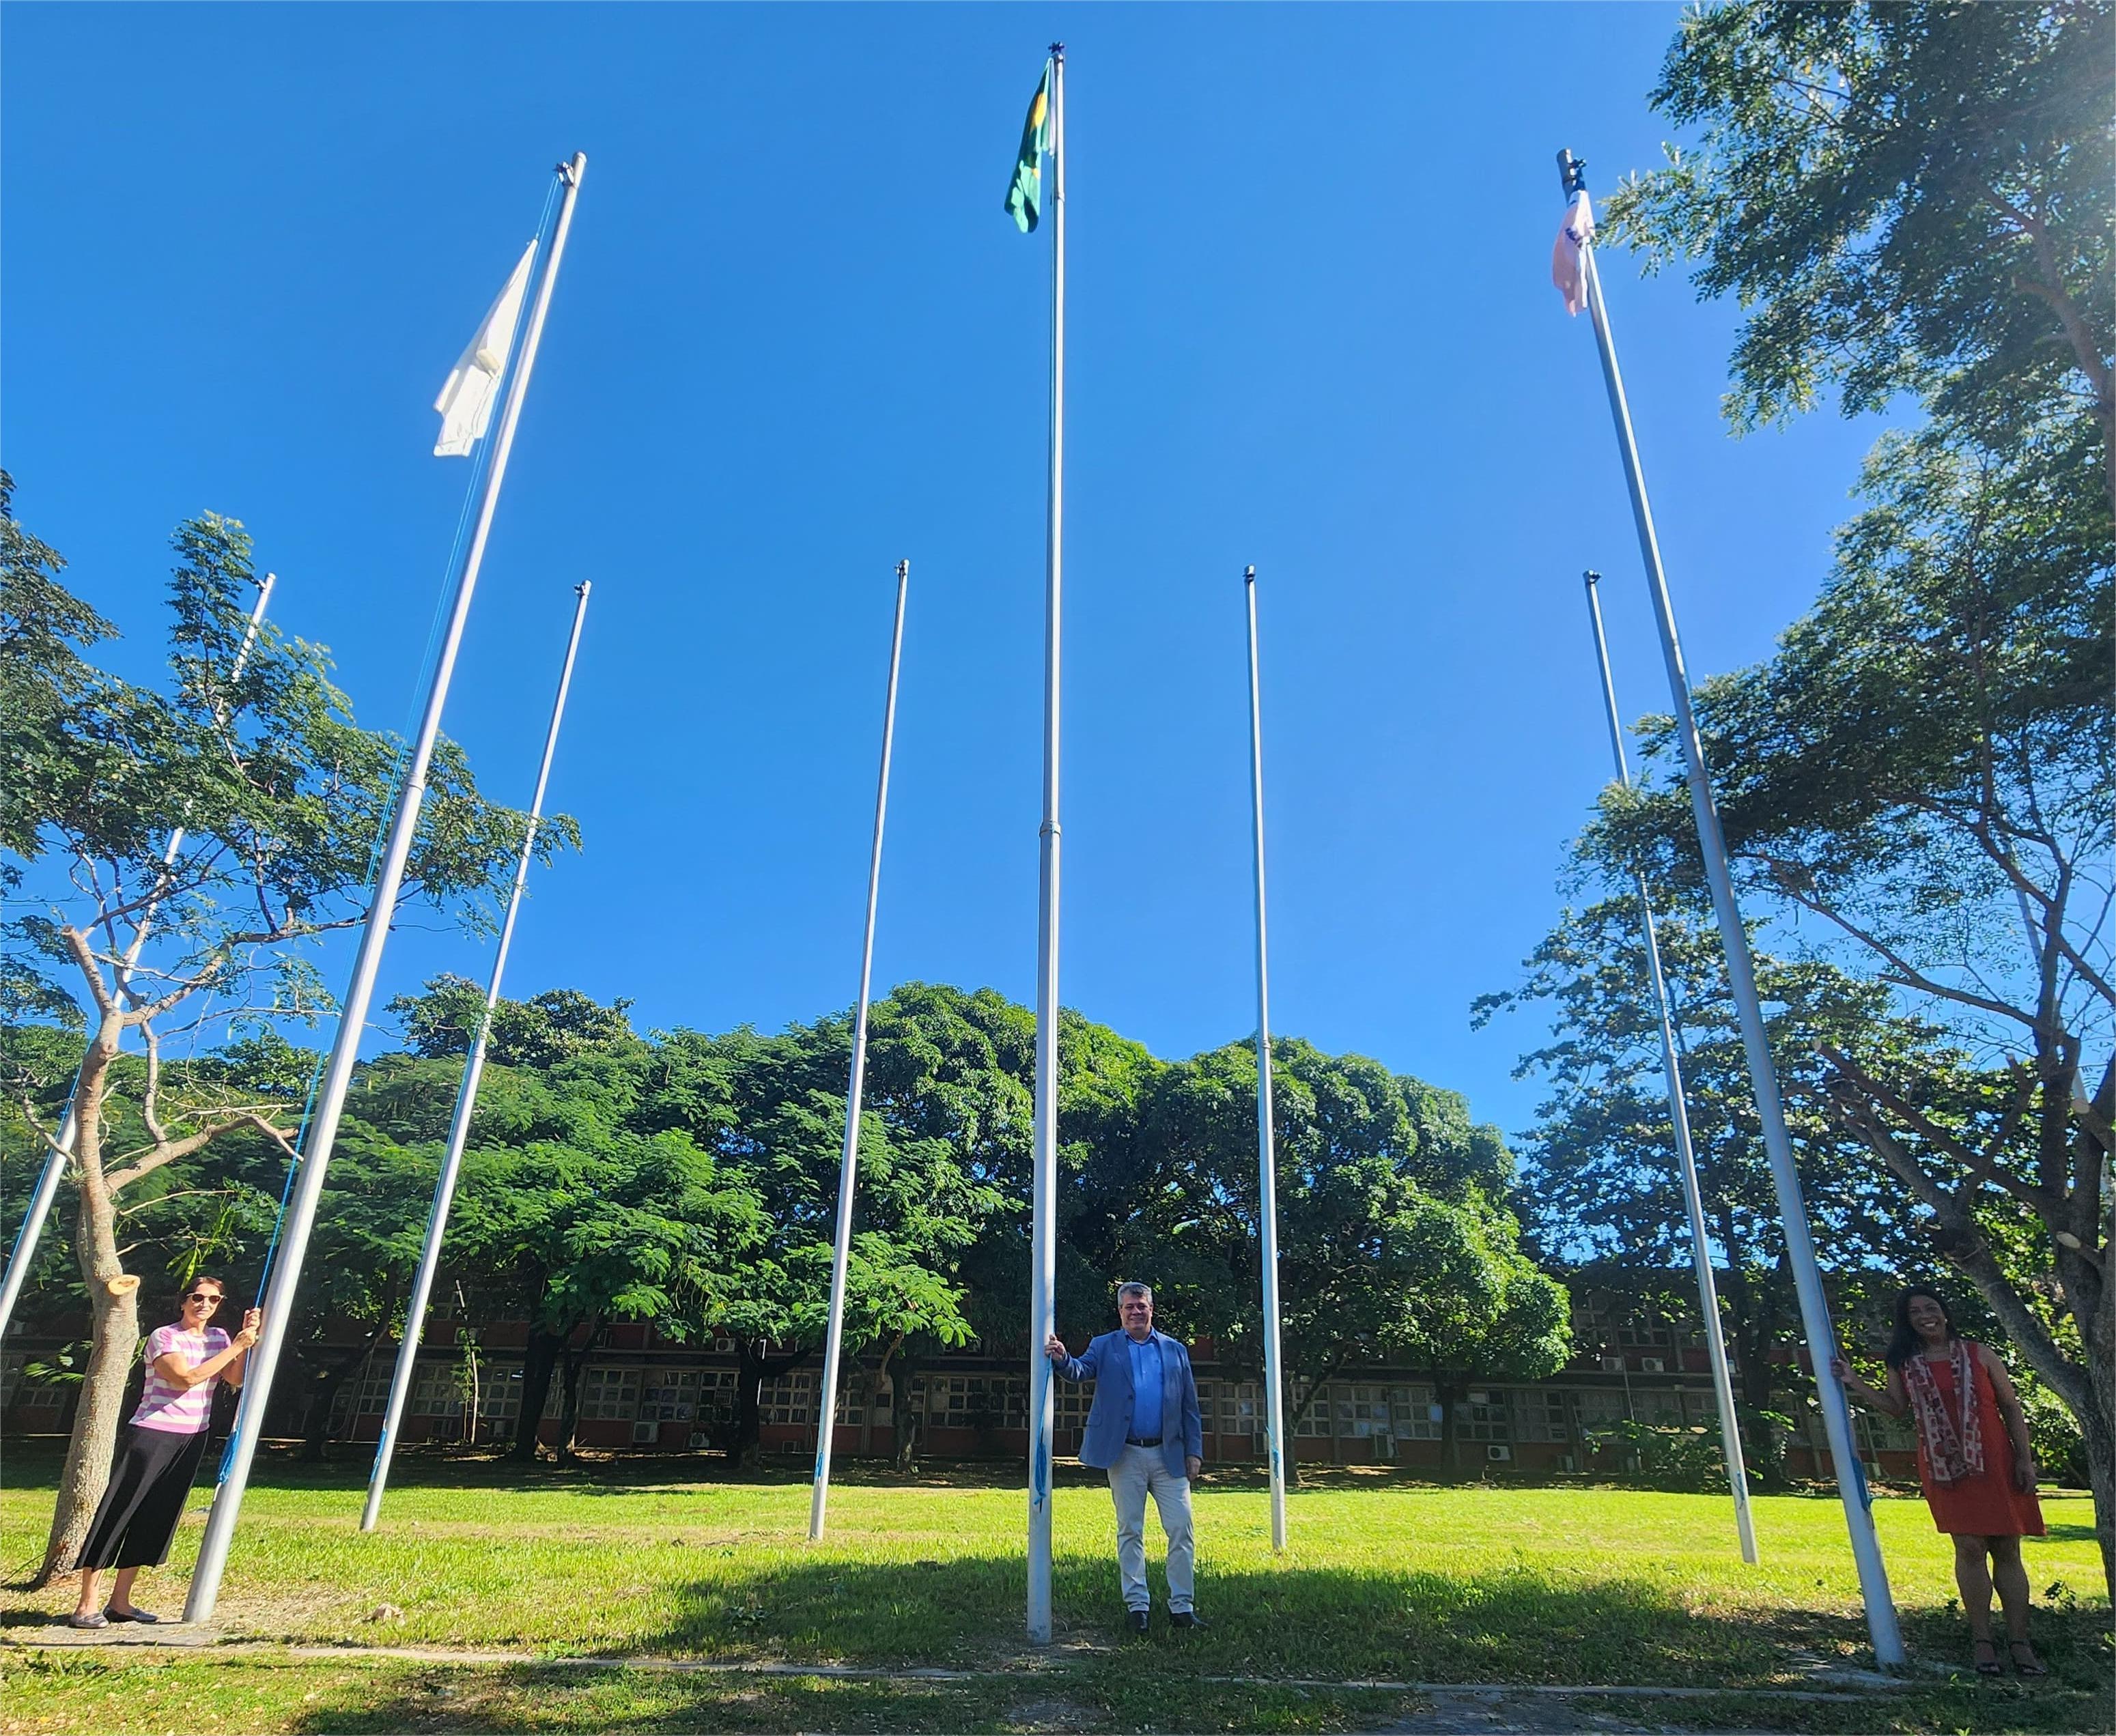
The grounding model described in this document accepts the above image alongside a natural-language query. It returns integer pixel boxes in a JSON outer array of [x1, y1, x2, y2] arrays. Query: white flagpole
[[1026, 41, 1065, 1648], [1243, 566, 1289, 1551], [1559, 148, 1902, 1666], [1581, 568, 1758, 1565], [361, 578, 593, 1533], [185, 153, 587, 1623], [0, 571, 277, 1341], [810, 558, 910, 1541]]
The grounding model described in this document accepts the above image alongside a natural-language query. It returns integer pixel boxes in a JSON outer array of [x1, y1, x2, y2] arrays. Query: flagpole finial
[[1557, 149, 1588, 198], [1049, 40, 1064, 59], [896, 559, 909, 580], [1245, 565, 1257, 584], [1583, 569, 1601, 587], [574, 580, 591, 599]]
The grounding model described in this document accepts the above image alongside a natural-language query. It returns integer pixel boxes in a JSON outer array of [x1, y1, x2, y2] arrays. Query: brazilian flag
[[1004, 63, 1052, 233]]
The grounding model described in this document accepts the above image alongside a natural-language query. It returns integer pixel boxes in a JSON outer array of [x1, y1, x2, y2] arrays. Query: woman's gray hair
[[1116, 1282, 1153, 1303]]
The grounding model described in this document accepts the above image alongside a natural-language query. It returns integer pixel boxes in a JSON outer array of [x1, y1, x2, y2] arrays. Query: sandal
[[2007, 1640, 2048, 1677], [1972, 1639, 2003, 1676]]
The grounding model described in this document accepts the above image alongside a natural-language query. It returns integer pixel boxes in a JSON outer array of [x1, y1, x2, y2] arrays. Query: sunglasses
[[186, 1291, 224, 1305]]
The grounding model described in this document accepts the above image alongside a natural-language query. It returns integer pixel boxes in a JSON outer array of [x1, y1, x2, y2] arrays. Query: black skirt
[[72, 1423, 210, 1571]]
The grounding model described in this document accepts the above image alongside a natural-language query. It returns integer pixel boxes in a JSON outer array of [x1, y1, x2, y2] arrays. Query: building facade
[[4, 1285, 1921, 1480]]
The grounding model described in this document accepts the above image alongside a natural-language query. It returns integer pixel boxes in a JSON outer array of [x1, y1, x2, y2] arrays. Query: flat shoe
[[2007, 1641, 2048, 1677], [1972, 1640, 2003, 1677], [107, 1606, 159, 1624], [66, 1612, 109, 1630]]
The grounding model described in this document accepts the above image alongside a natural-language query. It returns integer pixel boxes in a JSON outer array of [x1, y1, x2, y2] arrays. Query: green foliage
[[1609, 1, 2113, 451], [1580, 1419, 1732, 1491], [389, 973, 640, 1068]]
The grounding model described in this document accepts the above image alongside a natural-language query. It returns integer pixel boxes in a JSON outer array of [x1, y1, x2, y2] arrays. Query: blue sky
[[4, 3, 1891, 1145]]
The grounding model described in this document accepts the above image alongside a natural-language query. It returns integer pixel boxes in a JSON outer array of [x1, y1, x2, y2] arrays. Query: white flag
[[1551, 190, 1594, 317], [432, 240, 537, 457]]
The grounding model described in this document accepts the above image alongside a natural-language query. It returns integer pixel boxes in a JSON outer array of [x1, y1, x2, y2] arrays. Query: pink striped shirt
[[132, 1324, 231, 1434]]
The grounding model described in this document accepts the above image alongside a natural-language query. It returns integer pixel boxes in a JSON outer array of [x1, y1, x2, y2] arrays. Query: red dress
[[1915, 1348, 2045, 1538]]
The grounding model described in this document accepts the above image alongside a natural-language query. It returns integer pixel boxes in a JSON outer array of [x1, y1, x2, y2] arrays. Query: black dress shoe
[[1125, 1609, 1151, 1636], [1168, 1609, 1207, 1630]]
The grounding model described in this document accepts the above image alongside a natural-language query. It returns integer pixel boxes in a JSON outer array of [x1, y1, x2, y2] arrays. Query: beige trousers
[[1106, 1442, 1195, 1612]]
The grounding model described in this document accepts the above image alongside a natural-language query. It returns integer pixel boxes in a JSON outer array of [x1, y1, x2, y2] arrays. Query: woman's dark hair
[[1884, 1285, 1956, 1368]]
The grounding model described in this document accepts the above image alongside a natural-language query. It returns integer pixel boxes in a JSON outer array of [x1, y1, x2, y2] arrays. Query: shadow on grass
[[262, 1665, 1398, 1736], [615, 1552, 1843, 1685]]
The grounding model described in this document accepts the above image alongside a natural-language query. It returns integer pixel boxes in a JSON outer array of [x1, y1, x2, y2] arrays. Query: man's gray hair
[[1116, 1281, 1153, 1303]]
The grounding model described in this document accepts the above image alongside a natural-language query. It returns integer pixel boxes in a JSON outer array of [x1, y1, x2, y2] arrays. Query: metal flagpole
[[1558, 148, 1903, 1666], [810, 558, 910, 1541], [185, 153, 587, 1623], [0, 571, 278, 1341], [361, 578, 593, 1532], [1581, 569, 1758, 1566], [1243, 566, 1289, 1552], [1026, 41, 1065, 1647]]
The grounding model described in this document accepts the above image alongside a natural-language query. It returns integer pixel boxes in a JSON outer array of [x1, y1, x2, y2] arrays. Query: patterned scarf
[[1902, 1336, 1984, 1485]]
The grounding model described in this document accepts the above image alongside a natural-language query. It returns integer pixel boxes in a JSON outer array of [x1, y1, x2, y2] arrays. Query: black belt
[[1126, 1436, 1162, 1447]]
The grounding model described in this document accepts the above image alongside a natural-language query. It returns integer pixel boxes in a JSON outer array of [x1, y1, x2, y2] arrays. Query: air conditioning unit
[[688, 1429, 713, 1450], [1486, 1444, 1512, 1462], [1641, 1357, 1665, 1374], [1601, 1356, 1626, 1373], [1559, 1454, 1577, 1472], [631, 1421, 659, 1445], [1467, 1390, 1492, 1406]]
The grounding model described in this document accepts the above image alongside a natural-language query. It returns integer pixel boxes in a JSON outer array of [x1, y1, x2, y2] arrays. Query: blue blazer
[[1054, 1328, 1204, 1479]]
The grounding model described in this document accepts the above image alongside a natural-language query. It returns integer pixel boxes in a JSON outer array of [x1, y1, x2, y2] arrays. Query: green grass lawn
[[1, 1447, 2108, 1733]]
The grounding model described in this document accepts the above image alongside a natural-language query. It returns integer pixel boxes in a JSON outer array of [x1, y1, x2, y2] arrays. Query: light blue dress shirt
[[1126, 1332, 1163, 1440]]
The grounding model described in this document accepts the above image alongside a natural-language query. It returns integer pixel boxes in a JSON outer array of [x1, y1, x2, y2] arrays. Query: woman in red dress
[[1835, 1287, 2046, 1677]]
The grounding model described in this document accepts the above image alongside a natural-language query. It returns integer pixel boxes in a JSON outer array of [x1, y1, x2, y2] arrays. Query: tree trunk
[[554, 1315, 602, 1461], [1434, 1375, 1465, 1476], [511, 1328, 561, 1463], [860, 1334, 901, 1461], [2083, 1401, 2116, 1607], [299, 1309, 393, 1464], [729, 1340, 808, 1469], [892, 1351, 924, 1472], [37, 1023, 134, 1587]]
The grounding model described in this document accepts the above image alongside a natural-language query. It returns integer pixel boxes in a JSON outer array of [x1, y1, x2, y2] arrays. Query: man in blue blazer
[[1045, 1281, 1206, 1634]]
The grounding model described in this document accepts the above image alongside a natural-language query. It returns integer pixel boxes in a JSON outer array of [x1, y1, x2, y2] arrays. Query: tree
[[1, 490, 566, 1581], [391, 973, 638, 1069], [1602, 1, 2113, 1590], [449, 1118, 767, 1461], [1610, 0, 2114, 515], [1120, 1038, 1568, 1475], [640, 991, 1008, 1465], [1587, 412, 2111, 1584], [1478, 896, 1962, 1481]]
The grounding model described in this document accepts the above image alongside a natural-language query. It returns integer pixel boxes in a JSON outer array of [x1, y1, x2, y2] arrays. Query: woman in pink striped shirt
[[67, 1275, 259, 1628]]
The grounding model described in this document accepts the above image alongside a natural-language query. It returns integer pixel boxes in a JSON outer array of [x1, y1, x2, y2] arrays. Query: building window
[[640, 1369, 701, 1423], [410, 1361, 466, 1419], [1053, 1377, 1095, 1428], [1293, 1382, 1334, 1438], [580, 1366, 640, 1423], [477, 1363, 524, 1423], [1458, 1393, 1511, 1443], [925, 1374, 1024, 1430], [1338, 1384, 1392, 1438], [1218, 1382, 1260, 1438], [1641, 1389, 1685, 1429], [1392, 1384, 1441, 1440], [760, 1370, 814, 1426], [1511, 1389, 1569, 1443], [1, 1356, 67, 1415]]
